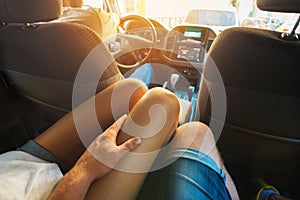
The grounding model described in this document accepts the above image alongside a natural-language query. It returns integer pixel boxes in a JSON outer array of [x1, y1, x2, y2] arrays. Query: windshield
[[85, 0, 299, 33], [184, 10, 236, 26]]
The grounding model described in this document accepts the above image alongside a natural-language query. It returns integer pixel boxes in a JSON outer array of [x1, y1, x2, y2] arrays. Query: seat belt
[[0, 22, 8, 88]]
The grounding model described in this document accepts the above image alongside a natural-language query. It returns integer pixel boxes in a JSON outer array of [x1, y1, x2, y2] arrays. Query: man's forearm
[[47, 166, 94, 200]]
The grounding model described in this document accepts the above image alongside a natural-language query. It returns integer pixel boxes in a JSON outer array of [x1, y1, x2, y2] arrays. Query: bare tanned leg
[[34, 79, 148, 168], [85, 87, 180, 200]]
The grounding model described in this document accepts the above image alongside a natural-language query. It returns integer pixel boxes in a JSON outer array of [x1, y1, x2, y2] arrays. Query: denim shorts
[[138, 148, 231, 200], [17, 140, 69, 173]]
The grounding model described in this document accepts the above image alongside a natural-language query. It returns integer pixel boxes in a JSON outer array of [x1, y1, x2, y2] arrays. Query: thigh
[[34, 79, 147, 168]]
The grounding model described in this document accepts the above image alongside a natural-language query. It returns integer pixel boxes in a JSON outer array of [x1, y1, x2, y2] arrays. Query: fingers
[[101, 114, 142, 156], [105, 114, 128, 138], [119, 137, 142, 152], [109, 114, 142, 152], [115, 114, 128, 128]]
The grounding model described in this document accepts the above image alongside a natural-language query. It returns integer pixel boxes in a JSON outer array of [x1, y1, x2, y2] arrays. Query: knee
[[173, 122, 216, 150], [115, 79, 148, 109], [178, 122, 211, 135], [172, 122, 225, 172], [143, 87, 180, 120]]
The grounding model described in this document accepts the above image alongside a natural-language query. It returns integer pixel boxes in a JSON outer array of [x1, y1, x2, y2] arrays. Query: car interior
[[0, 0, 300, 199], [198, 0, 300, 198]]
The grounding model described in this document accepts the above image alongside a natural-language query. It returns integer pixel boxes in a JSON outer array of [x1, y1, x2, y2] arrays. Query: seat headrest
[[257, 0, 300, 13], [0, 0, 63, 23]]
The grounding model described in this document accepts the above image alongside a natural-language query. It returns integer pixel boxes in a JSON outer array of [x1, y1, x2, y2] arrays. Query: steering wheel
[[111, 14, 157, 68]]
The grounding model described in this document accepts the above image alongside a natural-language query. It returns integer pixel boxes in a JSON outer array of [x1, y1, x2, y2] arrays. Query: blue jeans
[[128, 63, 153, 87], [138, 148, 231, 200], [17, 140, 69, 173]]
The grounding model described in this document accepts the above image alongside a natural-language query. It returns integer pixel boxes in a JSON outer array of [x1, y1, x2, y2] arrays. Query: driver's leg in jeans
[[139, 122, 239, 200], [128, 63, 153, 87]]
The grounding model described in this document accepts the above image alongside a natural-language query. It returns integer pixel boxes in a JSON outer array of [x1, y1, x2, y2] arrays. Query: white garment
[[0, 151, 63, 200]]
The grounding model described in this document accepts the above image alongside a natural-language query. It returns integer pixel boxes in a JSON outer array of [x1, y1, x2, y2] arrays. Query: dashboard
[[117, 20, 218, 102], [118, 20, 217, 89], [121, 19, 216, 69]]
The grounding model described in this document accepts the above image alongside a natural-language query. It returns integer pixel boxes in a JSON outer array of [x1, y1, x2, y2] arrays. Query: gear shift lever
[[170, 73, 179, 92], [188, 86, 195, 101]]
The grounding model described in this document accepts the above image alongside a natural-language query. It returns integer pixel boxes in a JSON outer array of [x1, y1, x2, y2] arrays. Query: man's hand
[[76, 114, 142, 180], [48, 114, 142, 200]]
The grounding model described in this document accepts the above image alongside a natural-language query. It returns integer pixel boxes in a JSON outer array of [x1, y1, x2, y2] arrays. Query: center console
[[162, 25, 216, 91], [161, 25, 217, 122]]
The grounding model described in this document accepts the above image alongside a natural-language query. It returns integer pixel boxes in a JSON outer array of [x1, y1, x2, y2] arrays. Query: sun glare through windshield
[[85, 0, 299, 33]]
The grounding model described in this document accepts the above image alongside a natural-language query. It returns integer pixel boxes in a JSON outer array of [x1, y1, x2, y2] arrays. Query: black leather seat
[[198, 0, 300, 198], [0, 81, 47, 153], [0, 0, 122, 120], [0, 0, 122, 152]]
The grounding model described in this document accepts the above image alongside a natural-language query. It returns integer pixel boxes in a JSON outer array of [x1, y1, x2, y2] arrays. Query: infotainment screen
[[177, 45, 201, 62], [183, 27, 202, 39]]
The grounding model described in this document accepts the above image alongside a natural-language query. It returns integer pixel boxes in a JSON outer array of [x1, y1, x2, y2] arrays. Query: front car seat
[[198, 0, 300, 198], [0, 0, 123, 123]]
